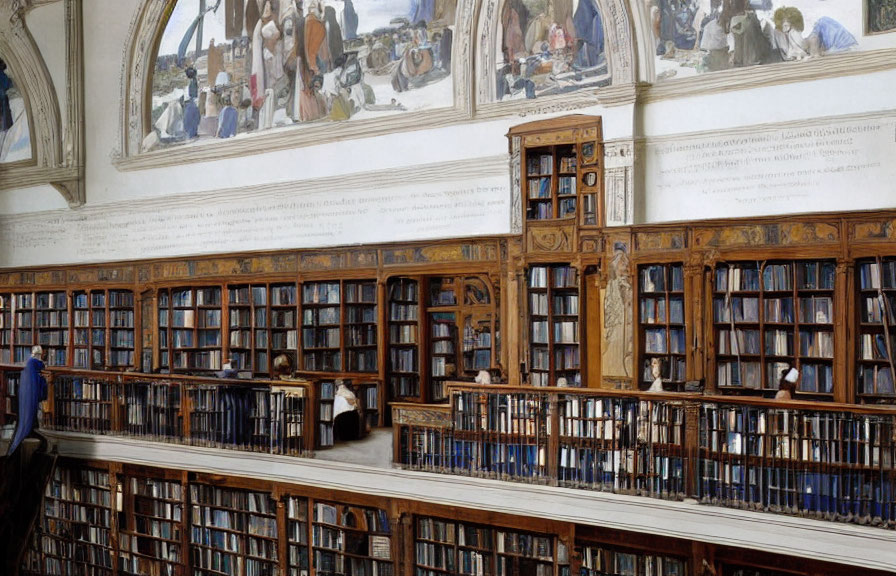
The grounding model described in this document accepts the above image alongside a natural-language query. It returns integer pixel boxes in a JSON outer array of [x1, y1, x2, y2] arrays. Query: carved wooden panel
[[580, 235, 604, 254], [383, 243, 498, 266], [392, 405, 452, 428], [634, 231, 686, 252], [694, 222, 839, 249], [526, 224, 574, 254], [300, 251, 377, 272], [34, 271, 66, 286], [852, 219, 896, 242], [522, 127, 598, 147], [68, 267, 135, 285]]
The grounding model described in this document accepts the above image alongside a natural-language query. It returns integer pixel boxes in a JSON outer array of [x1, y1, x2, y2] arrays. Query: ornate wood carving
[[635, 231, 686, 252], [300, 252, 376, 272], [510, 136, 523, 235], [694, 222, 840, 249], [852, 219, 896, 242], [392, 405, 451, 428], [526, 225, 573, 254], [67, 267, 135, 285]]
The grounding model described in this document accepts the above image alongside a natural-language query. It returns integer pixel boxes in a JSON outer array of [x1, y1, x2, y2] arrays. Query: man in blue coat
[[6, 345, 47, 456]]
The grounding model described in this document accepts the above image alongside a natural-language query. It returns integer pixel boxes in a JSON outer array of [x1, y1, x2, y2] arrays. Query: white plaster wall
[[26, 1, 67, 130]]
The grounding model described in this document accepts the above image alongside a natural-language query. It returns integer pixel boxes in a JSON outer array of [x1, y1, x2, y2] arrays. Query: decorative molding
[[604, 139, 634, 226], [635, 108, 896, 146], [509, 135, 522, 235], [639, 48, 896, 104], [0, 0, 84, 206]]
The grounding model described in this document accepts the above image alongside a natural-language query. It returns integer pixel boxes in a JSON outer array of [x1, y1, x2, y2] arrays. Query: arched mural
[[493, 0, 612, 101], [145, 0, 457, 151], [649, 0, 896, 80], [0, 56, 32, 164]]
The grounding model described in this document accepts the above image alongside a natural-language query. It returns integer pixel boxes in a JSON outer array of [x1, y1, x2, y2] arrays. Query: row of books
[[643, 327, 685, 355], [580, 546, 686, 576], [526, 153, 554, 176], [640, 264, 684, 294], [858, 260, 896, 290], [303, 282, 341, 305], [861, 294, 896, 324], [640, 296, 684, 325], [528, 266, 578, 289]]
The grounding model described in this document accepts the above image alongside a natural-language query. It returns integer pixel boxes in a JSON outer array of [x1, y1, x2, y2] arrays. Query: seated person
[[333, 380, 365, 441], [776, 368, 799, 400]]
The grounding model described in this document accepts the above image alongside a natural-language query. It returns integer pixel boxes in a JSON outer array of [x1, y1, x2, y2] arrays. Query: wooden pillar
[[835, 260, 852, 404], [684, 260, 705, 385]]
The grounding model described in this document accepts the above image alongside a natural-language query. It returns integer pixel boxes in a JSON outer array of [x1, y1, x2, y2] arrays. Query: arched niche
[[0, 0, 84, 207], [475, 0, 636, 107], [118, 0, 477, 169], [0, 52, 34, 165]]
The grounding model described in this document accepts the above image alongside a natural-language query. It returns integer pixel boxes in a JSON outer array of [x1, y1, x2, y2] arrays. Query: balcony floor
[[314, 428, 393, 469]]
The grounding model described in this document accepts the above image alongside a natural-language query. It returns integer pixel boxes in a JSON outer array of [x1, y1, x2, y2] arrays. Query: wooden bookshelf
[[299, 279, 378, 375], [316, 380, 335, 448], [712, 261, 835, 397], [36, 290, 69, 367], [51, 374, 114, 434], [508, 115, 604, 227], [527, 265, 581, 387], [159, 287, 223, 373], [388, 277, 422, 402], [856, 258, 896, 399], [72, 289, 136, 370], [123, 379, 182, 439], [34, 464, 114, 576], [189, 484, 278, 576], [311, 501, 394, 576], [0, 368, 20, 424], [0, 293, 10, 364], [638, 263, 686, 391], [13, 292, 34, 364], [285, 495, 309, 576], [579, 544, 687, 576], [227, 282, 299, 376], [119, 474, 185, 576]]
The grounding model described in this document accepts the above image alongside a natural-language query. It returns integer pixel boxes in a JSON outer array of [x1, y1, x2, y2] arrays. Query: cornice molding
[[638, 48, 896, 105], [47, 431, 896, 573], [0, 0, 84, 206]]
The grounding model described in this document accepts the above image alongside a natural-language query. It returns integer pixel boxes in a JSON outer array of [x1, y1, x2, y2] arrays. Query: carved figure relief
[[145, 0, 457, 152], [602, 241, 632, 378]]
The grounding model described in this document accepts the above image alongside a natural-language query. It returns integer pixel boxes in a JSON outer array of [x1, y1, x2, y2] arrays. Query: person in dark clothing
[[6, 346, 47, 456], [0, 59, 14, 133]]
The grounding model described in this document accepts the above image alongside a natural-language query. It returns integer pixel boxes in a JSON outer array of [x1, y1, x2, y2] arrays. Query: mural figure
[[602, 243, 633, 378], [650, 0, 864, 80], [496, 0, 611, 101], [147, 0, 456, 151], [0, 57, 31, 163]]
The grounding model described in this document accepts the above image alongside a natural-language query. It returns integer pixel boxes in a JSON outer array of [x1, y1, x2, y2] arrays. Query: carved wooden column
[[506, 238, 524, 385], [835, 259, 852, 404], [684, 256, 706, 384]]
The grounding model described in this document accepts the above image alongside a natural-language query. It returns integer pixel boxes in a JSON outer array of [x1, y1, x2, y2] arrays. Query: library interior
[[1, 0, 896, 575]]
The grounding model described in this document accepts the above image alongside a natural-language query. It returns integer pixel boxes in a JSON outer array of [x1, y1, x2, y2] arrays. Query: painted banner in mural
[[494, 0, 611, 101], [0, 57, 32, 164], [147, 0, 456, 151], [649, 0, 896, 80]]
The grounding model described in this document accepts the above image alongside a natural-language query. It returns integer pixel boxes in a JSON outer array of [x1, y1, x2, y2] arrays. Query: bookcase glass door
[[36, 290, 68, 366], [527, 265, 581, 387], [158, 287, 223, 373], [712, 261, 835, 396], [388, 277, 421, 401], [525, 144, 577, 221], [638, 263, 685, 391], [118, 474, 184, 576], [857, 258, 896, 399]]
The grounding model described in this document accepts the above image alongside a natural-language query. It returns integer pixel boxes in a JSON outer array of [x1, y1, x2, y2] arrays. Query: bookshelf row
[[394, 384, 896, 527], [636, 258, 896, 400], [22, 459, 874, 576], [0, 289, 135, 369], [9, 255, 896, 403]]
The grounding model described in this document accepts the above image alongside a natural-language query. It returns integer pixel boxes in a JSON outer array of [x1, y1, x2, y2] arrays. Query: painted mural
[[0, 57, 32, 164], [868, 0, 896, 34], [650, 0, 885, 79], [495, 0, 611, 101], [146, 0, 456, 151]]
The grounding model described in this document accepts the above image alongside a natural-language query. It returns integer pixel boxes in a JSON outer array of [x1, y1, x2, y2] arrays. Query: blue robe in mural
[[573, 0, 605, 68], [218, 106, 238, 138], [408, 0, 435, 25], [0, 69, 12, 132], [6, 356, 47, 456], [812, 17, 857, 53], [343, 0, 359, 40]]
